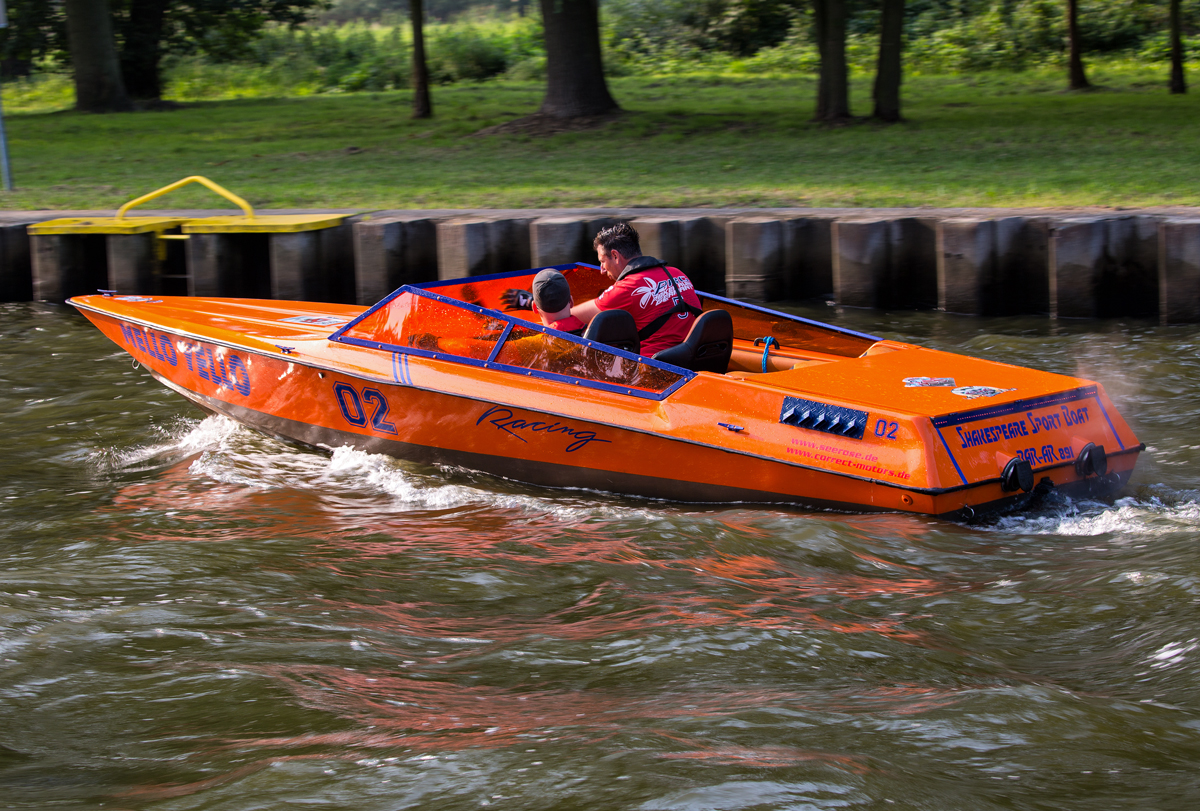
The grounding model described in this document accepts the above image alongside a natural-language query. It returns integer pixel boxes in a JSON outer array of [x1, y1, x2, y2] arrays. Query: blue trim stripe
[[935, 421, 970, 486], [931, 386, 1099, 428], [697, 290, 882, 343], [392, 352, 411, 386], [1091, 394, 1126, 451]]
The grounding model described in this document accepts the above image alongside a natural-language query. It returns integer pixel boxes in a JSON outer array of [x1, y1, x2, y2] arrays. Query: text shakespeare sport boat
[[70, 263, 1142, 518]]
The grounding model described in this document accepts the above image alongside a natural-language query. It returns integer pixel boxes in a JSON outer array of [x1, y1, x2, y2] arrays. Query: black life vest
[[615, 256, 703, 342]]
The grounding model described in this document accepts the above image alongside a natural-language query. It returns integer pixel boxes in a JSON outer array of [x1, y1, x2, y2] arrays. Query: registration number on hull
[[932, 386, 1122, 484]]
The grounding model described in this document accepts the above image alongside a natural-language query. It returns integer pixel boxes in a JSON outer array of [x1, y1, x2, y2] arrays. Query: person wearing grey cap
[[506, 269, 586, 335]]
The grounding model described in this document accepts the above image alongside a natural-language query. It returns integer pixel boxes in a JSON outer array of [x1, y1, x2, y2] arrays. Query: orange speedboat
[[70, 263, 1141, 518]]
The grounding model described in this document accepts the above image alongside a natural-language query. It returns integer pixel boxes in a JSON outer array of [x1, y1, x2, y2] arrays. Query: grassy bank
[[1, 63, 1198, 211]]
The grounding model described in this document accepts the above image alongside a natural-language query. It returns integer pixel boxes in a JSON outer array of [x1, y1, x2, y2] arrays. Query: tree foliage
[[0, 0, 322, 84], [5, 0, 1199, 99], [317, 0, 507, 23], [601, 0, 1199, 66], [0, 1, 69, 76], [602, 0, 810, 58], [229, 17, 539, 92], [136, 1, 320, 64]]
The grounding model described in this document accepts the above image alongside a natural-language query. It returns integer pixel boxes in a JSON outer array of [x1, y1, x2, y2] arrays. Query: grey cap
[[532, 269, 571, 313]]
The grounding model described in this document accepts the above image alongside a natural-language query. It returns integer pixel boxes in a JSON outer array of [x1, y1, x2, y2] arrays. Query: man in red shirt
[[569, 223, 702, 357]]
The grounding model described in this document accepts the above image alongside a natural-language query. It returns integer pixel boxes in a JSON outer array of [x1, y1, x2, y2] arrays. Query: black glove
[[500, 289, 533, 311]]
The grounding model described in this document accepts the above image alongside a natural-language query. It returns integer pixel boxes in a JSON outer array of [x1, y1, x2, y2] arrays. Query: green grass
[[3, 61, 1199, 211]]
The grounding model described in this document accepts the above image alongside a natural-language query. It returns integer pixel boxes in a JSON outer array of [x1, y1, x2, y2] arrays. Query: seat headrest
[[689, 309, 732, 346], [584, 309, 640, 354]]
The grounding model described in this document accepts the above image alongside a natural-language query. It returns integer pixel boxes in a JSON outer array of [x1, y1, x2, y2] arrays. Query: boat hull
[[164, 370, 1135, 518], [72, 292, 1142, 520]]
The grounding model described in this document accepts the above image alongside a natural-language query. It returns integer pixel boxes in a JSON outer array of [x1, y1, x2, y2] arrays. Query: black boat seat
[[651, 309, 734, 373], [583, 309, 640, 355]]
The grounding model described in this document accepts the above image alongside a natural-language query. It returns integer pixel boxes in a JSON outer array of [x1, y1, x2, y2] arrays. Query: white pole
[[0, 0, 13, 191]]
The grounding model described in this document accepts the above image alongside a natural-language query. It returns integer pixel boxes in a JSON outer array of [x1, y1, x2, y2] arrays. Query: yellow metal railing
[[29, 175, 347, 235], [116, 175, 255, 221]]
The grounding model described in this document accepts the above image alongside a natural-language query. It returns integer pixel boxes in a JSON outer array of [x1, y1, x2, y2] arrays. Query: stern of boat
[[921, 381, 1141, 518]]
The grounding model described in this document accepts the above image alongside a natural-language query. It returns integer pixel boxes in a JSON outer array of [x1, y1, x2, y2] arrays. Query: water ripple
[[4, 305, 1200, 809]]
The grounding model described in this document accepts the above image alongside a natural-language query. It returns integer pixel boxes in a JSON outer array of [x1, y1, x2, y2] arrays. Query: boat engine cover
[[1075, 442, 1108, 478], [1001, 457, 1035, 493]]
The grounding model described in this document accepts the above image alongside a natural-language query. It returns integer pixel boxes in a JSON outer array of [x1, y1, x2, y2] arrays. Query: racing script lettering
[[477, 406, 610, 453]]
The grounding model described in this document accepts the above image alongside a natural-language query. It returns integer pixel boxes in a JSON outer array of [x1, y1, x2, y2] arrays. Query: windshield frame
[[329, 283, 695, 401], [696, 291, 881, 345]]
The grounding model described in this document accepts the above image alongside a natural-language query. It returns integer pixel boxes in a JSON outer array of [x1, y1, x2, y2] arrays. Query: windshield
[[331, 287, 690, 399]]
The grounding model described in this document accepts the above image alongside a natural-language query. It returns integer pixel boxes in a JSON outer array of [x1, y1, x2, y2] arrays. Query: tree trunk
[[1170, 0, 1187, 94], [411, 0, 432, 119], [1066, 0, 1089, 90], [812, 0, 850, 122], [872, 0, 905, 122], [812, 0, 828, 118], [119, 0, 168, 101], [64, 0, 133, 112], [539, 0, 618, 118]]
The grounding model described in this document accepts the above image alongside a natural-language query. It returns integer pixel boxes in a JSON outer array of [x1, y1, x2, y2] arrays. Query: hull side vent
[[780, 397, 868, 440]]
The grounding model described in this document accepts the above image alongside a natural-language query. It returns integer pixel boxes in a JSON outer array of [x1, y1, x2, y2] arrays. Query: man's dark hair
[[593, 222, 642, 259]]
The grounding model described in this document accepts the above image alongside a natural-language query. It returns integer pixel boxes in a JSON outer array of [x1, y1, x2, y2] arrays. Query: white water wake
[[107, 414, 673, 521], [103, 417, 1200, 537], [991, 491, 1200, 538]]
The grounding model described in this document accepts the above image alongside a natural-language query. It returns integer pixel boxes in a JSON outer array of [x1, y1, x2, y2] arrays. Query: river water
[[1, 301, 1198, 811]]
